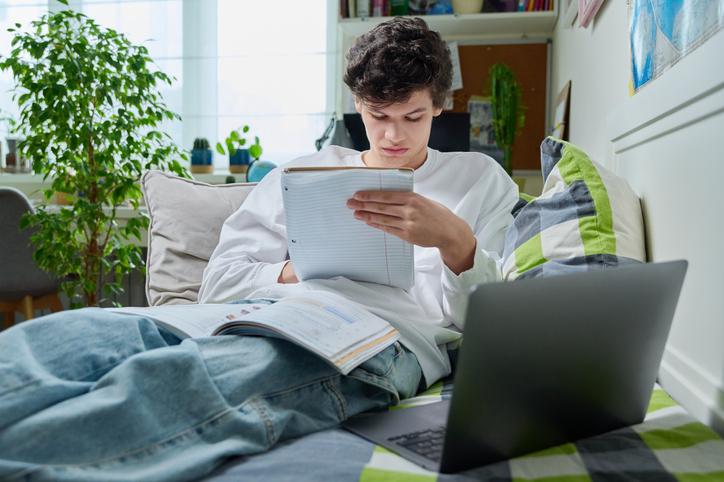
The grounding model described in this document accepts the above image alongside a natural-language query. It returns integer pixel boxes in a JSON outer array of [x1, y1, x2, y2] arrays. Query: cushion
[[141, 170, 256, 305], [502, 137, 645, 280]]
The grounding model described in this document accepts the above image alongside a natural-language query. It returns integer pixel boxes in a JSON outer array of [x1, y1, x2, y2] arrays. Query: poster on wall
[[468, 95, 503, 164], [629, 0, 724, 93]]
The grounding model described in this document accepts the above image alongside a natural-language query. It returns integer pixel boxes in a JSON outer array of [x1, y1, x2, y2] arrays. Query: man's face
[[355, 89, 443, 170]]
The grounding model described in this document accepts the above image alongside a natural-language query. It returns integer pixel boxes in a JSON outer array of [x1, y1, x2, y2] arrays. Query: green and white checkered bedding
[[202, 379, 724, 482], [502, 137, 646, 280]]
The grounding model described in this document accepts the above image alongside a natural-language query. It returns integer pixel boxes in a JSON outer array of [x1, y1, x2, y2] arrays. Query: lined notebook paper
[[281, 167, 414, 290]]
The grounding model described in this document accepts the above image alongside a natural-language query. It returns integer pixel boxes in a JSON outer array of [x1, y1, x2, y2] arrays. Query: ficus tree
[[0, 2, 188, 307]]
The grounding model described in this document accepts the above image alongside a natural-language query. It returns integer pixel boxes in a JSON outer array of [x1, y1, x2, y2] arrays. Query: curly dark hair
[[344, 17, 452, 108]]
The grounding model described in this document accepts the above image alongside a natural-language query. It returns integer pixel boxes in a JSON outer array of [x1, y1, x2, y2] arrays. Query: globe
[[246, 160, 276, 183]]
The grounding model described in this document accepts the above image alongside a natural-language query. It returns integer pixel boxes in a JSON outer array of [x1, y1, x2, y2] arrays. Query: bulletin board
[[452, 43, 548, 171]]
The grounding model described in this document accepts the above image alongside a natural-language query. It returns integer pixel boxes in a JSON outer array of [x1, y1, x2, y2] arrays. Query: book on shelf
[[341, 0, 348, 18], [357, 0, 370, 17], [340, 0, 552, 18], [281, 166, 415, 290], [109, 291, 399, 375]]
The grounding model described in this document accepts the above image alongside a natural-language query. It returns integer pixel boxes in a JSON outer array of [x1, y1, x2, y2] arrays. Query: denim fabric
[[0, 307, 421, 482]]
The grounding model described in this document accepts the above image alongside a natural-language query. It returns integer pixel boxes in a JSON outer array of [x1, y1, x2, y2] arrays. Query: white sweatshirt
[[199, 145, 519, 385]]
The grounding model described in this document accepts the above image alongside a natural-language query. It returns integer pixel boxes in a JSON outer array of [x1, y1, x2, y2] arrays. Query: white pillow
[[141, 170, 256, 306]]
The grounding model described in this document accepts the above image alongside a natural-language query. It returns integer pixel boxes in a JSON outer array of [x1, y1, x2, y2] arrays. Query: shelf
[[338, 11, 557, 40]]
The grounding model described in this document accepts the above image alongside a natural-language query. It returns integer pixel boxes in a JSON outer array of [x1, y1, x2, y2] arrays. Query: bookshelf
[[338, 10, 558, 39]]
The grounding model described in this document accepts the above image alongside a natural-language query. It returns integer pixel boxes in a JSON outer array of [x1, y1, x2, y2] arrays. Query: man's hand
[[278, 261, 299, 284], [347, 191, 477, 275]]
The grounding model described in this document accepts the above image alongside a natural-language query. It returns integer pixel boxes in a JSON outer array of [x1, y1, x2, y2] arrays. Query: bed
[[141, 136, 724, 480], [198, 379, 724, 481]]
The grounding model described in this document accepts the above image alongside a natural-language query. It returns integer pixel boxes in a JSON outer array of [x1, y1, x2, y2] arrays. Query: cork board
[[452, 43, 548, 171]]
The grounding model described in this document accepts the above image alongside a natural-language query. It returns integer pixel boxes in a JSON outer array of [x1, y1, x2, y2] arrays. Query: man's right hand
[[278, 261, 299, 284]]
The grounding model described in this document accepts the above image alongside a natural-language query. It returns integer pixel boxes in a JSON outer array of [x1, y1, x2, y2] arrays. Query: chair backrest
[[0, 187, 60, 299]]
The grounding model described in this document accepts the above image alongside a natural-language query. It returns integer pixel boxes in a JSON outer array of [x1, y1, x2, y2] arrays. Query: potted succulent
[[489, 63, 526, 176], [0, 3, 188, 307], [190, 137, 214, 174]]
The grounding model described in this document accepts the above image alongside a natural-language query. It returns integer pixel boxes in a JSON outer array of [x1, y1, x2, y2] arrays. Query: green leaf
[[249, 143, 262, 160]]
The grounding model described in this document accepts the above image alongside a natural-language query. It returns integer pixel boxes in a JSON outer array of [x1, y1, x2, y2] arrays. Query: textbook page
[[109, 303, 268, 339], [281, 167, 414, 289], [108, 291, 398, 374]]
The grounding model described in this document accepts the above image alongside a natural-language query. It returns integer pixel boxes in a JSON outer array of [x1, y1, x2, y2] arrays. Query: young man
[[0, 17, 517, 482]]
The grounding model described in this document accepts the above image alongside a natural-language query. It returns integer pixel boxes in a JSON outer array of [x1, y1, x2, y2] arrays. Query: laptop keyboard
[[388, 426, 446, 462]]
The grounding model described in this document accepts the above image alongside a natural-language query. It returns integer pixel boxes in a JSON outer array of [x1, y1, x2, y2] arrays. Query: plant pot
[[190, 148, 213, 174], [4, 152, 16, 172], [452, 0, 484, 14], [246, 160, 276, 183], [229, 148, 251, 175], [5, 137, 17, 172]]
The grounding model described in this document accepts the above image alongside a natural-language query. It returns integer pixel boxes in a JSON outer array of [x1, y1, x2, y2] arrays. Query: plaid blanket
[[203, 381, 724, 481]]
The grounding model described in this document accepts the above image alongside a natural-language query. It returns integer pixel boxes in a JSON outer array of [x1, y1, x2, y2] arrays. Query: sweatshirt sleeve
[[198, 168, 289, 303], [440, 167, 519, 329]]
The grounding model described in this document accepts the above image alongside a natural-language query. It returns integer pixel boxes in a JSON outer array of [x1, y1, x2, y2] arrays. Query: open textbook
[[281, 167, 415, 290], [109, 291, 399, 375]]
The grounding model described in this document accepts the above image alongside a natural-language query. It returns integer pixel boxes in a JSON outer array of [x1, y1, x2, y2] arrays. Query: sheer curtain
[[0, 0, 337, 168]]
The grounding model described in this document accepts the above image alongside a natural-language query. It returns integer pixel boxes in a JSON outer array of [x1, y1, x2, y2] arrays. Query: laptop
[[343, 260, 688, 473]]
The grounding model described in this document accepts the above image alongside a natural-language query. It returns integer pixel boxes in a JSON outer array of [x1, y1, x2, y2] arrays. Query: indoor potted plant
[[489, 63, 526, 176], [0, 2, 188, 307], [216, 126, 265, 179], [0, 109, 17, 172], [191, 137, 214, 174], [216, 126, 251, 175]]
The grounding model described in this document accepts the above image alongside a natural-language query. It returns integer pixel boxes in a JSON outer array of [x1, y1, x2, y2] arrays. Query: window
[[215, 0, 333, 165], [0, 2, 46, 144], [0, 0, 337, 169]]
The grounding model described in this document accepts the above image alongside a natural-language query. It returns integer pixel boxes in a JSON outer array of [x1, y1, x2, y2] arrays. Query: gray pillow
[[141, 170, 256, 306]]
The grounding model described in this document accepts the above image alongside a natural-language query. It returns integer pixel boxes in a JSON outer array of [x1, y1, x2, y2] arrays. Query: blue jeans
[[0, 308, 422, 481]]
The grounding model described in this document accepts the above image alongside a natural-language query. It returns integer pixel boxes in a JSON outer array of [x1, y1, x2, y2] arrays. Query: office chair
[[0, 187, 63, 328]]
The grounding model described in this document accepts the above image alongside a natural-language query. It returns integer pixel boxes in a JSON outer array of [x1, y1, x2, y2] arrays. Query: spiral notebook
[[281, 167, 414, 290]]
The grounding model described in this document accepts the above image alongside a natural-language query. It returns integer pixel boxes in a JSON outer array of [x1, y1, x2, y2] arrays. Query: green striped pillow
[[502, 137, 646, 280]]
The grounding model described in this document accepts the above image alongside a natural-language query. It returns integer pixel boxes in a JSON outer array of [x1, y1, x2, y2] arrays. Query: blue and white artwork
[[629, 0, 724, 92]]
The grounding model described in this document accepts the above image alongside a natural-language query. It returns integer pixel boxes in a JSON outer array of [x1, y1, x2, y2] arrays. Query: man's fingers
[[354, 211, 404, 228], [352, 190, 411, 204], [348, 200, 404, 218]]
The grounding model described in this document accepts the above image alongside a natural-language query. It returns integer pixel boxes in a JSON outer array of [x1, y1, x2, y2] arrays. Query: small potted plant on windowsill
[[217, 126, 252, 175], [190, 137, 214, 174], [0, 110, 17, 172]]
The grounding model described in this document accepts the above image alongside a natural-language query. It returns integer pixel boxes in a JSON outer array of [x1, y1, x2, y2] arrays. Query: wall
[[551, 2, 629, 165], [551, 3, 724, 433]]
